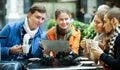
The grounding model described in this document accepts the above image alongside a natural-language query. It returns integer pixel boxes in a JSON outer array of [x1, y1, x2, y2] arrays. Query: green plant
[[46, 19, 56, 30], [83, 24, 96, 39], [71, 21, 95, 40], [46, 19, 96, 40]]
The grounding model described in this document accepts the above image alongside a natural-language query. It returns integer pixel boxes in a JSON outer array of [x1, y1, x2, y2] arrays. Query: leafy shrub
[[46, 19, 57, 30], [46, 19, 96, 40]]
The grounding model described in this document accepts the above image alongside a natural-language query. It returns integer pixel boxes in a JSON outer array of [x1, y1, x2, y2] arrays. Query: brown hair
[[95, 11, 107, 22], [103, 7, 120, 50], [29, 4, 46, 14], [55, 8, 71, 19], [95, 9, 109, 22], [107, 7, 120, 23]]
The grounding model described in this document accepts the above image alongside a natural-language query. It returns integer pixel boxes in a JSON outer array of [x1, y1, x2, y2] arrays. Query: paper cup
[[86, 39, 92, 48], [91, 41, 99, 48], [22, 44, 30, 54], [89, 41, 99, 60]]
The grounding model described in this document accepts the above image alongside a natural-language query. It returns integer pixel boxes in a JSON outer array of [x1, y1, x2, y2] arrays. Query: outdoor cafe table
[[0, 57, 103, 70]]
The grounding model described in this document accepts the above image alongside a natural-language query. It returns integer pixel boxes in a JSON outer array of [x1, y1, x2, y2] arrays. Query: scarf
[[23, 18, 38, 38], [55, 24, 72, 40], [108, 25, 120, 57], [94, 33, 104, 42]]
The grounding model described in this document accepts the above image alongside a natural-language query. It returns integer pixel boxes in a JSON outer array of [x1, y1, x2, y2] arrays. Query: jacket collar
[[17, 19, 43, 38]]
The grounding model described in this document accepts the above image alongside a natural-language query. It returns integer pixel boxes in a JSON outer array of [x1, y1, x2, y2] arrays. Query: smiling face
[[55, 12, 71, 30], [27, 11, 46, 30], [93, 15, 104, 33]]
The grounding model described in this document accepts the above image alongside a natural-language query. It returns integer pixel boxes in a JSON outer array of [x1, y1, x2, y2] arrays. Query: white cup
[[22, 44, 30, 54], [86, 39, 92, 48], [85, 40, 99, 60], [89, 41, 99, 60], [91, 41, 99, 48]]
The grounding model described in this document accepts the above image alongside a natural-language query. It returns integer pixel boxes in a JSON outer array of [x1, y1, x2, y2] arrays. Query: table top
[[0, 57, 103, 70], [27, 65, 103, 70]]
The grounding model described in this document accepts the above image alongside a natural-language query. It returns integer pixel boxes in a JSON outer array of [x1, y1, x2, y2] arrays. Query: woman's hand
[[90, 45, 104, 59], [80, 39, 86, 49], [80, 39, 91, 57]]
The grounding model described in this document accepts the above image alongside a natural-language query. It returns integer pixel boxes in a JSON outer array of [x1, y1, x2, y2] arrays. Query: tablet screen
[[41, 40, 71, 53]]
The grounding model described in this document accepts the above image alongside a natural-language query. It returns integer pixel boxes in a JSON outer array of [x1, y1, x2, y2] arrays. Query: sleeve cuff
[[100, 53, 108, 61]]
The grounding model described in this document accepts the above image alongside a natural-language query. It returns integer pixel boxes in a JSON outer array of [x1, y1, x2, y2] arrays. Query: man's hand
[[9, 45, 23, 54], [98, 42, 105, 50], [40, 42, 56, 58], [39, 42, 44, 50]]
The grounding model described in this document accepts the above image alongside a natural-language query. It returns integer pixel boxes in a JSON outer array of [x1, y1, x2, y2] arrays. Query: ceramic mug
[[22, 44, 30, 54]]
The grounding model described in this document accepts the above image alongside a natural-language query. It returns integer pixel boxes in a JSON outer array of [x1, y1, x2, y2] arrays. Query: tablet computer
[[41, 40, 71, 53]]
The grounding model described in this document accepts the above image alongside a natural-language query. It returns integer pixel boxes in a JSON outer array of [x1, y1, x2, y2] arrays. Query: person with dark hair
[[0, 4, 46, 61], [89, 6, 97, 23], [80, 6, 110, 67], [42, 8, 81, 66], [90, 7, 120, 70], [77, 7, 85, 23], [90, 4, 110, 24]]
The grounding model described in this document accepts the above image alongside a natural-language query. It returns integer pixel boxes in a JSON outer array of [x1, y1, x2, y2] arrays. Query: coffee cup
[[85, 40, 98, 60], [22, 44, 30, 54], [86, 39, 92, 48], [89, 41, 99, 60], [91, 41, 99, 48]]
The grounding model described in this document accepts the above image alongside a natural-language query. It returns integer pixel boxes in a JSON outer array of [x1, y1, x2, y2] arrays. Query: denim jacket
[[0, 20, 46, 60]]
